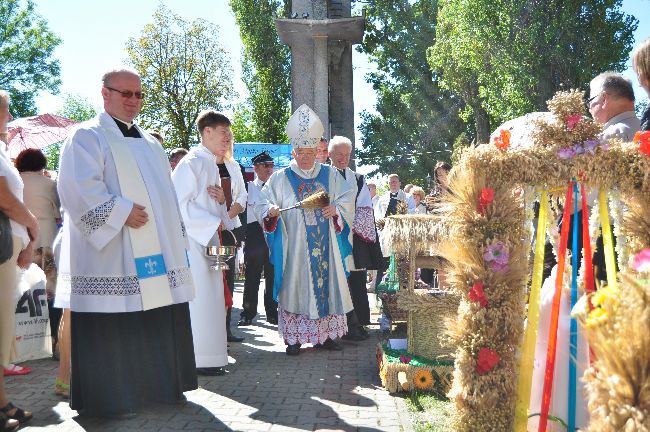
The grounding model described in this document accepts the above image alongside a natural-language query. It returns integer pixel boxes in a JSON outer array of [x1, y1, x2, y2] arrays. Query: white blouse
[[0, 143, 29, 247]]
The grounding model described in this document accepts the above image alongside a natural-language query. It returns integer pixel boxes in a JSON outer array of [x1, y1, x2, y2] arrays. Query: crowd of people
[[1, 37, 650, 431]]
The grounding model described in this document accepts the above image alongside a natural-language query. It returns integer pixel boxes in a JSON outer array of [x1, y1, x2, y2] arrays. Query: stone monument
[[275, 0, 364, 161]]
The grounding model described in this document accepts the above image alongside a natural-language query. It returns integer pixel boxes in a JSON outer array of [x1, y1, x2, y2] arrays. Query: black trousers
[[348, 270, 370, 325], [241, 223, 277, 321]]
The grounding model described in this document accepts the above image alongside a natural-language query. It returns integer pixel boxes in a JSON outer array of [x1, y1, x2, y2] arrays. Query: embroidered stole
[[104, 128, 173, 311], [285, 166, 330, 318]]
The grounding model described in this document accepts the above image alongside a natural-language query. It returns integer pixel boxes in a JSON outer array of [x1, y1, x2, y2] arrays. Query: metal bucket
[[204, 245, 238, 270]]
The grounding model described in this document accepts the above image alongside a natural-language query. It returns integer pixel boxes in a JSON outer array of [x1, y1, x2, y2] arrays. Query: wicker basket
[[380, 293, 408, 322], [398, 288, 459, 360]]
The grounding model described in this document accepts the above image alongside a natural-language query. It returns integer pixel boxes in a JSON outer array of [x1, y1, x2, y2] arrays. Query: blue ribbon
[[568, 182, 579, 431], [266, 218, 284, 302]]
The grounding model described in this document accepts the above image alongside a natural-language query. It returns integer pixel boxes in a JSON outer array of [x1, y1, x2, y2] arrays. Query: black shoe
[[267, 317, 278, 325], [286, 344, 301, 356], [316, 339, 343, 351], [237, 318, 253, 326], [196, 367, 226, 376], [227, 334, 244, 343]]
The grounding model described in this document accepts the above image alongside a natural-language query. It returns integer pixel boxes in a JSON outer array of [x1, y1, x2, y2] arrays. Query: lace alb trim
[[278, 308, 347, 345], [63, 266, 192, 297], [353, 207, 377, 242], [79, 197, 116, 237]]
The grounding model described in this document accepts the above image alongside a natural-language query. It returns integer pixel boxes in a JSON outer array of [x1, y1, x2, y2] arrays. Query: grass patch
[[405, 392, 453, 432]]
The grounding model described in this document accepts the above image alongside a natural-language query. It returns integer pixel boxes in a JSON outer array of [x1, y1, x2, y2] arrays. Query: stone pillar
[[313, 36, 330, 138]]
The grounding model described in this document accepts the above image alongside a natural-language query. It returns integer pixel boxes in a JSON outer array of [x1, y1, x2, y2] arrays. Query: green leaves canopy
[[0, 0, 61, 117], [126, 5, 235, 149], [428, 0, 638, 142], [230, 0, 291, 143]]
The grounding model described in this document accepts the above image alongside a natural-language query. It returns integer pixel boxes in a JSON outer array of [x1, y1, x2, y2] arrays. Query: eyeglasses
[[105, 86, 145, 100], [256, 162, 275, 168], [586, 92, 603, 108]]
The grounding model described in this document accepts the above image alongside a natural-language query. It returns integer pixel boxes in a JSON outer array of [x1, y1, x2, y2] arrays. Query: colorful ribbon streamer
[[513, 191, 549, 432], [539, 182, 574, 432], [568, 183, 579, 431], [580, 183, 595, 301], [598, 189, 618, 291]]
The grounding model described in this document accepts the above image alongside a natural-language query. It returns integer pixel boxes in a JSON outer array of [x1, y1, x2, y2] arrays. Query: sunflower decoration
[[413, 369, 434, 390]]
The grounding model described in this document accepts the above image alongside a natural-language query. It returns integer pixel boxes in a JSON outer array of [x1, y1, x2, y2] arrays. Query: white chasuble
[[55, 112, 194, 312], [254, 161, 355, 320], [172, 146, 246, 367]]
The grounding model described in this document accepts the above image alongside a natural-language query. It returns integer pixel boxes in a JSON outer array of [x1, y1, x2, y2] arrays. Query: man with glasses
[[56, 67, 197, 416], [588, 72, 640, 141], [238, 151, 278, 326]]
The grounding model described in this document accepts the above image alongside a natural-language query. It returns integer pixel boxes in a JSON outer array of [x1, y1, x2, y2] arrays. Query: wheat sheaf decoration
[[440, 89, 650, 431]]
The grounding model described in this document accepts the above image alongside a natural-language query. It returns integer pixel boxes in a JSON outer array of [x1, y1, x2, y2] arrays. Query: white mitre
[[286, 104, 324, 148]]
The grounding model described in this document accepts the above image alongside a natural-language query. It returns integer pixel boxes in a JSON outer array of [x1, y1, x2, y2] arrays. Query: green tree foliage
[[231, 101, 256, 143], [230, 0, 291, 143], [125, 5, 235, 149], [356, 0, 465, 187], [429, 0, 637, 142], [45, 94, 98, 171], [0, 0, 61, 117], [56, 93, 97, 123]]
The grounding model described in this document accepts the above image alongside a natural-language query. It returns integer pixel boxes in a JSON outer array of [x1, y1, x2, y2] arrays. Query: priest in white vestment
[[328, 136, 383, 341], [56, 68, 197, 417], [172, 109, 247, 376], [255, 105, 355, 355]]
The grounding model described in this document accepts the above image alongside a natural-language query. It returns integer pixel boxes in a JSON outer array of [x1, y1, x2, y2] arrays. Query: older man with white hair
[[56, 67, 197, 416], [255, 106, 355, 355], [329, 136, 383, 340]]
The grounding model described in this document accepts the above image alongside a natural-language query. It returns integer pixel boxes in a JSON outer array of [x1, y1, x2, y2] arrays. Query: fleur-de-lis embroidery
[[145, 259, 157, 275]]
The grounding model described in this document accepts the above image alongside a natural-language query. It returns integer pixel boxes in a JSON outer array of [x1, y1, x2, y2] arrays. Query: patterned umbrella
[[6, 114, 78, 158]]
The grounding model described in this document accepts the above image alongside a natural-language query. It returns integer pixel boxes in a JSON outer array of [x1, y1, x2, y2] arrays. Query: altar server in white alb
[[56, 68, 197, 417], [255, 104, 355, 356], [172, 110, 247, 376]]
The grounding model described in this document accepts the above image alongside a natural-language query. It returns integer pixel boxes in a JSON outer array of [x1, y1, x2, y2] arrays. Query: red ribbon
[[218, 228, 234, 308], [538, 182, 573, 432], [580, 183, 595, 301]]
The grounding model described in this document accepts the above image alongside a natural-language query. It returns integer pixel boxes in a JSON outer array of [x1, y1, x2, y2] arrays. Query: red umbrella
[[6, 114, 78, 158]]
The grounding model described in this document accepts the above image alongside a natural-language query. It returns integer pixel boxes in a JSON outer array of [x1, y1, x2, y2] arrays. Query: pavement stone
[[8, 280, 414, 431]]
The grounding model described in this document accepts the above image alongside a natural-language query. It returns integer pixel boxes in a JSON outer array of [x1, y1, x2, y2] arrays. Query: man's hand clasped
[[207, 185, 226, 205], [126, 203, 149, 228]]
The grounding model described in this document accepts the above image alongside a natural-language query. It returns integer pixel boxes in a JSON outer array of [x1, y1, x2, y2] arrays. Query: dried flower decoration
[[566, 114, 582, 130], [633, 131, 650, 156], [632, 248, 650, 273], [492, 129, 511, 151], [478, 187, 494, 216], [475, 347, 500, 375], [468, 281, 488, 307], [483, 241, 509, 272], [413, 370, 434, 390], [399, 355, 412, 364]]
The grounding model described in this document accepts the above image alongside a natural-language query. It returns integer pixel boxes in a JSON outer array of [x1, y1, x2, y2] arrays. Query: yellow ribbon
[[598, 189, 618, 291], [514, 190, 548, 431]]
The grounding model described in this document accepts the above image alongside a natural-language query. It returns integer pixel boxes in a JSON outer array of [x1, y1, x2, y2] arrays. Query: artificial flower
[[476, 348, 500, 375], [632, 249, 650, 273], [468, 281, 488, 308], [483, 241, 509, 272], [493, 129, 511, 151], [413, 369, 434, 390], [399, 355, 412, 364], [583, 139, 599, 155], [566, 114, 582, 130], [557, 147, 576, 160], [585, 307, 608, 328], [572, 144, 585, 155], [478, 187, 495, 216], [634, 131, 650, 156]]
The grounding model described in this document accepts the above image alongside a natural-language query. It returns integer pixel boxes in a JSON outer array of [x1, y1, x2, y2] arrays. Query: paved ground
[[7, 280, 414, 431]]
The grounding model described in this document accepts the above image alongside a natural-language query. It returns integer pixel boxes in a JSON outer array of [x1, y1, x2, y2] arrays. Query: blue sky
[[32, 0, 649, 167]]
